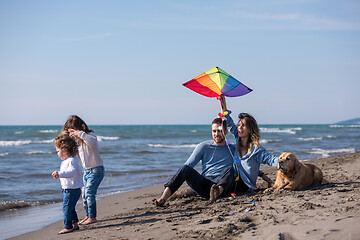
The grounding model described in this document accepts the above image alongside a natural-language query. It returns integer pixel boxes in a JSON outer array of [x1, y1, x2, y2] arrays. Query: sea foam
[[330, 125, 360, 128], [0, 199, 57, 211], [34, 140, 54, 144], [310, 148, 356, 158], [0, 140, 32, 147], [260, 139, 282, 144], [97, 136, 120, 141], [147, 144, 197, 149], [260, 127, 301, 134], [297, 136, 335, 141], [39, 130, 58, 133], [25, 151, 53, 155]]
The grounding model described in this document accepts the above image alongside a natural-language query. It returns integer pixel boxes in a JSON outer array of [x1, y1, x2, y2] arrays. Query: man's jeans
[[83, 166, 104, 218], [62, 188, 81, 229], [164, 165, 233, 199]]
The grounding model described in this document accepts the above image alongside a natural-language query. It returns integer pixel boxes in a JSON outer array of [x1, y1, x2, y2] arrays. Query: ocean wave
[[0, 140, 32, 147], [330, 125, 360, 128], [15, 131, 24, 134], [34, 139, 54, 144], [97, 136, 120, 141], [309, 148, 356, 158], [297, 137, 323, 141], [0, 139, 55, 147], [25, 151, 53, 155], [260, 139, 282, 144], [97, 190, 127, 197], [0, 199, 59, 211], [39, 130, 58, 133], [0, 152, 9, 157], [297, 135, 336, 141], [260, 127, 301, 134], [147, 144, 197, 149], [0, 200, 32, 211]]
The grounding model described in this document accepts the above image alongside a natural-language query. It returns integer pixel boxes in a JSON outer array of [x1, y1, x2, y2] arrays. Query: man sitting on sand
[[154, 118, 236, 206]]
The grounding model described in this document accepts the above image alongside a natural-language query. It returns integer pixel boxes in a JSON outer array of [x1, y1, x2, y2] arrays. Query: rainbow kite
[[183, 67, 253, 98]]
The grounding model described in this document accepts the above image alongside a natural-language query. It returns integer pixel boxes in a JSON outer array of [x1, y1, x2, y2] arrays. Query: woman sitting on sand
[[210, 96, 278, 200]]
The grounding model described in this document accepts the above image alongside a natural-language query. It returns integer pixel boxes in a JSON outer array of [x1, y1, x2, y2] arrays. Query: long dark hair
[[62, 115, 93, 133], [236, 113, 260, 155]]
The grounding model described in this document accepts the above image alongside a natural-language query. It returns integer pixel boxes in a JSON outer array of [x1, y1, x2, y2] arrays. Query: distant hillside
[[335, 118, 360, 124]]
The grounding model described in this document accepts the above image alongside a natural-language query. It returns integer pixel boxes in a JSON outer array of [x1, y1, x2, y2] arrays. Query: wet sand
[[11, 151, 360, 240]]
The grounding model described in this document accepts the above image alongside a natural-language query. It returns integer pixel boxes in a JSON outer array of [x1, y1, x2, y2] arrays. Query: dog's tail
[[313, 167, 325, 185]]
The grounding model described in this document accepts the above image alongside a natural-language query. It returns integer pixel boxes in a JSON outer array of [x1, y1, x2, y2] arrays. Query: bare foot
[[58, 228, 73, 234], [209, 184, 220, 203], [79, 216, 89, 225], [81, 217, 97, 225]]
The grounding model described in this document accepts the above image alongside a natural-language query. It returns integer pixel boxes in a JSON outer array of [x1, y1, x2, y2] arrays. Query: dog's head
[[277, 152, 300, 175]]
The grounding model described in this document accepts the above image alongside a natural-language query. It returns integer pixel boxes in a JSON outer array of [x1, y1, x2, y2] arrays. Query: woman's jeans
[[83, 166, 104, 218], [62, 188, 81, 229]]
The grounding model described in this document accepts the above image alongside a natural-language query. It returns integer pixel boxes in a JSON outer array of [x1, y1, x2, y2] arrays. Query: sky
[[0, 0, 359, 125]]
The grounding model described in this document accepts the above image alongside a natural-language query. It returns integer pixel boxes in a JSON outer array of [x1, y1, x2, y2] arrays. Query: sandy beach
[[11, 151, 360, 240]]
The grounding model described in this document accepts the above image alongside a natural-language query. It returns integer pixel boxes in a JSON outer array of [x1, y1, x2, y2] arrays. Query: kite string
[[218, 96, 240, 191], [219, 114, 241, 193], [218, 112, 234, 158]]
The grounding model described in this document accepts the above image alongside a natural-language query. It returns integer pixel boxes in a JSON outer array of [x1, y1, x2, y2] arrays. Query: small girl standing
[[62, 115, 105, 225], [52, 134, 83, 234]]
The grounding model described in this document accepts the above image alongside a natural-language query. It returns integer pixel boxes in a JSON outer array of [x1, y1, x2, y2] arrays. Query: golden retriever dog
[[265, 152, 324, 191]]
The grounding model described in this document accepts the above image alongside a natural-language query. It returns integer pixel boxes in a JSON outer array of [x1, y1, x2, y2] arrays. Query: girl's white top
[[77, 131, 104, 169], [59, 155, 83, 189]]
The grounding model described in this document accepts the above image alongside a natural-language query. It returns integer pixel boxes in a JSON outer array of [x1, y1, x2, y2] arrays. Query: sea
[[1, 124, 359, 238]]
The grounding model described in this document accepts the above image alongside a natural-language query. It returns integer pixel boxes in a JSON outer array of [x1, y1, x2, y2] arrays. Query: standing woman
[[63, 115, 105, 225]]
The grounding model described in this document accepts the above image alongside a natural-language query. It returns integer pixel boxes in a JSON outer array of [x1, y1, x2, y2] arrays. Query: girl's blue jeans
[[83, 166, 104, 218], [62, 188, 81, 229]]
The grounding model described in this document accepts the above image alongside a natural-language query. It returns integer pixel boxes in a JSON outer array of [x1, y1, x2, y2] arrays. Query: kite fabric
[[183, 66, 253, 98]]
